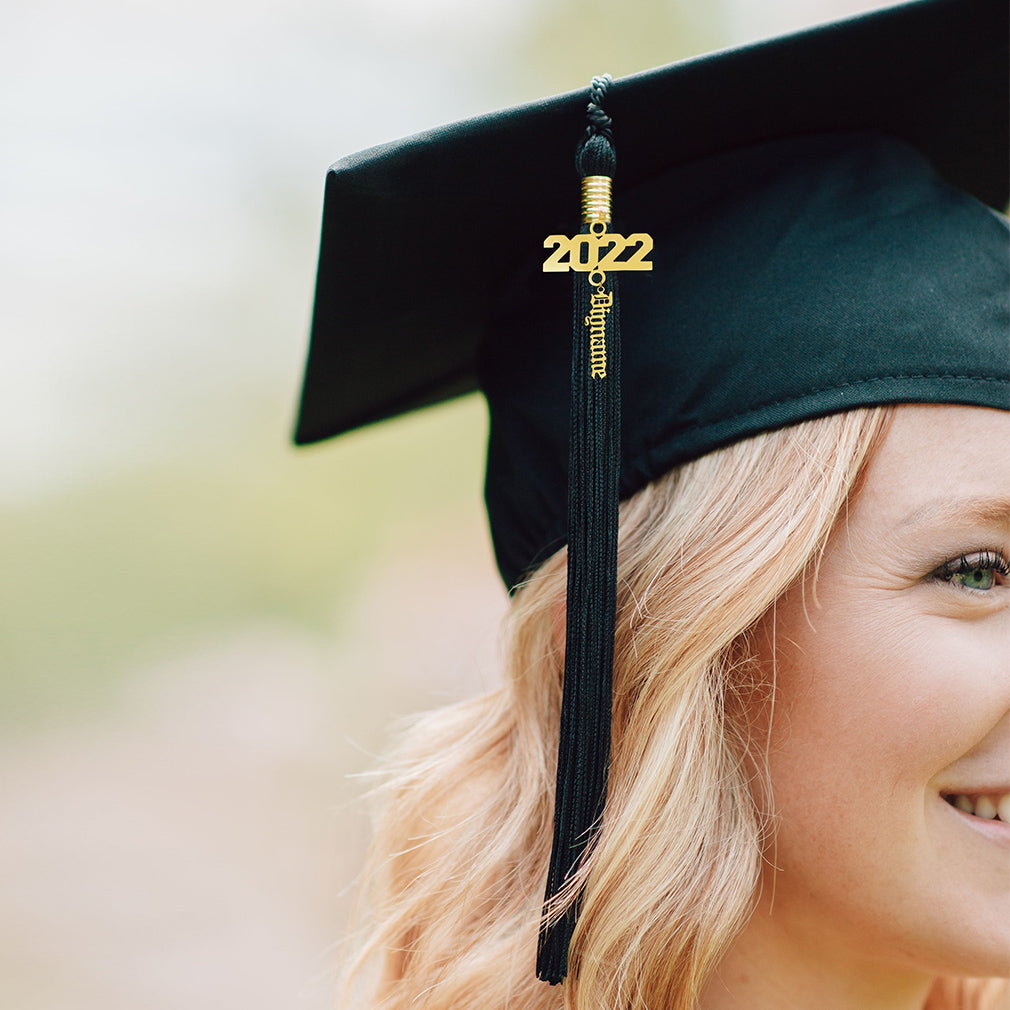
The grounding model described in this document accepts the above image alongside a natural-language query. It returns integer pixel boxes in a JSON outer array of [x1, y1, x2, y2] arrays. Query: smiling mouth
[[942, 792, 1010, 823]]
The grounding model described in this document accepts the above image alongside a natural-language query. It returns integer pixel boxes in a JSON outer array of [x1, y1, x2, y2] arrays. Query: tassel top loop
[[576, 74, 616, 179]]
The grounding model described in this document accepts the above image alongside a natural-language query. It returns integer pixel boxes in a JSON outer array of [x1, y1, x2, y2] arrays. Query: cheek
[[751, 586, 1009, 955], [752, 599, 949, 878], [764, 596, 1004, 802]]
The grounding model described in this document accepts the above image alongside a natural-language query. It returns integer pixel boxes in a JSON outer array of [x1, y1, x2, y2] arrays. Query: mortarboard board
[[294, 0, 1009, 984]]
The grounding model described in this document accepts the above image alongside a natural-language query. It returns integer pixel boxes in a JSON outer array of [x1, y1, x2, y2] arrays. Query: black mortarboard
[[295, 0, 1009, 984]]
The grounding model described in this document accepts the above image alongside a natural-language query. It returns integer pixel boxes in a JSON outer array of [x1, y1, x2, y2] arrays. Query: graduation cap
[[295, 0, 1009, 984]]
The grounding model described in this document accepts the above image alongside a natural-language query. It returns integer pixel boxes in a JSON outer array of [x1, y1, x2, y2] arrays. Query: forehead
[[853, 405, 1010, 532]]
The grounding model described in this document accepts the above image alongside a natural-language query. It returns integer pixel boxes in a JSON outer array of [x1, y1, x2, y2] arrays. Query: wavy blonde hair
[[340, 407, 1007, 1010]]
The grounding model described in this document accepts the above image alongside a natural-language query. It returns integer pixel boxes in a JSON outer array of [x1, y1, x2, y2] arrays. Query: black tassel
[[536, 75, 621, 985]]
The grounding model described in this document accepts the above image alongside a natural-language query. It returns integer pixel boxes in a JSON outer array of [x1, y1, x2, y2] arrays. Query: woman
[[345, 404, 1009, 1010], [293, 0, 1009, 1005]]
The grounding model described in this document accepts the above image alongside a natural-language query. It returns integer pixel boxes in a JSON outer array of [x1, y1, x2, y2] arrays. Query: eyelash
[[931, 549, 1010, 592]]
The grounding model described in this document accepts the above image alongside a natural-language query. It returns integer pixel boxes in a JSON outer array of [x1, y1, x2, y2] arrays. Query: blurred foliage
[[0, 0, 728, 732], [0, 397, 489, 728]]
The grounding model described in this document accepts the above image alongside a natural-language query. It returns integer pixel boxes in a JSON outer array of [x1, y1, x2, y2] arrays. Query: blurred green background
[[1, 1, 890, 1006]]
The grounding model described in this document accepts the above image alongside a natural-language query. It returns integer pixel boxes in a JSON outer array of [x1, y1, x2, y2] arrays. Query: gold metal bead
[[581, 175, 613, 224]]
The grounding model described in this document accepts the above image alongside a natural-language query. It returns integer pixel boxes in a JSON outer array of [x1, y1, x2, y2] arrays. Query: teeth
[[974, 796, 998, 819], [946, 792, 1010, 822], [953, 794, 975, 815]]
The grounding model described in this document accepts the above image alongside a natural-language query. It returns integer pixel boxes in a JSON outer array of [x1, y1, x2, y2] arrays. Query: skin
[[701, 405, 1010, 1010]]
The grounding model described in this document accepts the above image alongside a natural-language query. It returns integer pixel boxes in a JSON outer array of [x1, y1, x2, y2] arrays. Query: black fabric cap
[[295, 0, 1010, 591], [483, 132, 1009, 587]]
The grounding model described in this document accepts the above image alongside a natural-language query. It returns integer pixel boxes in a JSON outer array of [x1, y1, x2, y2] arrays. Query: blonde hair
[[340, 407, 1007, 1010]]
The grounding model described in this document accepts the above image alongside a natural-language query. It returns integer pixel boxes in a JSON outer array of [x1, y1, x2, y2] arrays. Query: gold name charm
[[584, 288, 612, 378], [543, 175, 654, 380]]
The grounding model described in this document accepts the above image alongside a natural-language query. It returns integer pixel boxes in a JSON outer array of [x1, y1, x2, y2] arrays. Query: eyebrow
[[898, 496, 1010, 531]]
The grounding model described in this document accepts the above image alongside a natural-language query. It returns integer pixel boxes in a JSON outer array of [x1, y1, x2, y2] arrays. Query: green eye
[[951, 565, 995, 591], [934, 550, 1008, 593]]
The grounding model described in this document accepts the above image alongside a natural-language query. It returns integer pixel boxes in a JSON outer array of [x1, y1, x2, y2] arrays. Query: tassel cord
[[537, 237, 621, 983]]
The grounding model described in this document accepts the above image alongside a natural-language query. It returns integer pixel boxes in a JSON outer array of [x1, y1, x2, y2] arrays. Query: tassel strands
[[536, 74, 622, 985]]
